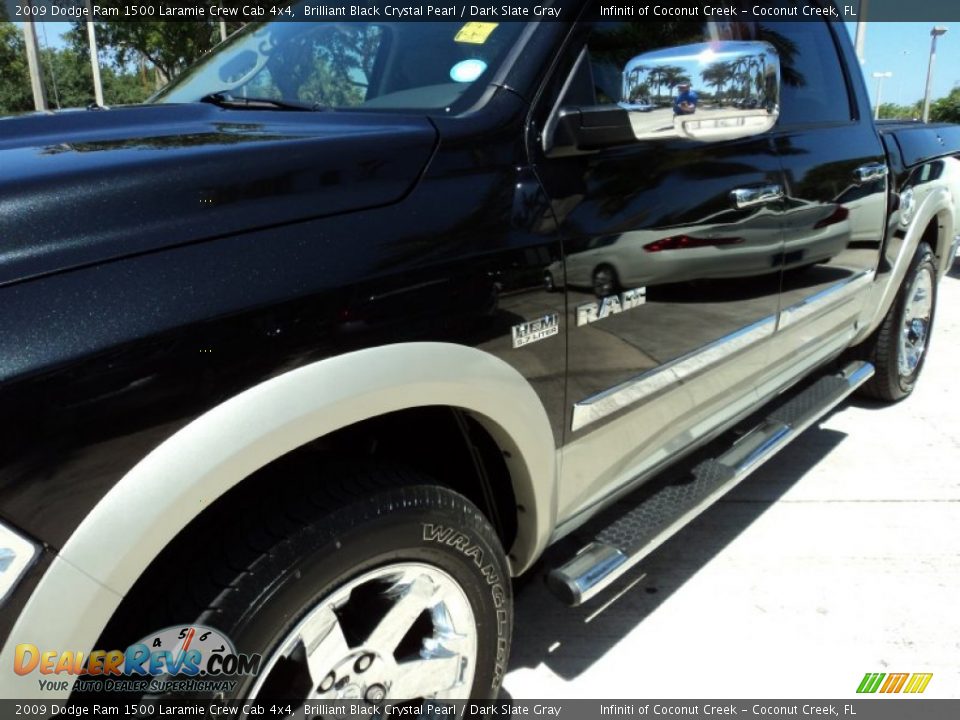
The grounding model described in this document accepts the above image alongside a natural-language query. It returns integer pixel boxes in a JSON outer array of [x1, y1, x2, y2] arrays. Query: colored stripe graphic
[[880, 673, 909, 693], [904, 673, 933, 694], [857, 673, 885, 693], [857, 673, 884, 693], [857, 672, 932, 694]]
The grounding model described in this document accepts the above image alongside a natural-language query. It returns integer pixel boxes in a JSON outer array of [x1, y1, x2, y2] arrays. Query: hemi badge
[[512, 313, 560, 348]]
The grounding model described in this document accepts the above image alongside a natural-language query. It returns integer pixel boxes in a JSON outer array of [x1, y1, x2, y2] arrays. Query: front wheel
[[139, 472, 512, 711], [858, 242, 937, 401], [252, 561, 480, 703]]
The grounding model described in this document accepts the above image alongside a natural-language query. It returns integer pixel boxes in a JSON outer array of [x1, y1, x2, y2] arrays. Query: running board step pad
[[547, 361, 874, 606]]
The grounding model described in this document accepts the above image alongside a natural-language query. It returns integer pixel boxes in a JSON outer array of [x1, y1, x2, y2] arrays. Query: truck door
[[750, 8, 887, 386], [531, 16, 789, 524]]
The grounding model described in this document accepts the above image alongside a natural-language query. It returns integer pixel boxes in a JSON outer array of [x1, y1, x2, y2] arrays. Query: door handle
[[729, 184, 784, 209], [854, 163, 888, 184]]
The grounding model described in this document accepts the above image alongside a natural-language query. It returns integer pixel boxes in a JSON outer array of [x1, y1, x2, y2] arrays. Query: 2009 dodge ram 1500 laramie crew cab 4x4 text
[[1, 0, 959, 708]]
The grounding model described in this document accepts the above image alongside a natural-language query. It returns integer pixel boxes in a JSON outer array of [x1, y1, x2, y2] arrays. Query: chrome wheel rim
[[249, 562, 477, 707], [898, 267, 934, 377]]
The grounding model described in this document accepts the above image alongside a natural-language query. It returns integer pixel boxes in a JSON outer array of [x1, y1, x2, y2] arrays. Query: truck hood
[[0, 104, 438, 286]]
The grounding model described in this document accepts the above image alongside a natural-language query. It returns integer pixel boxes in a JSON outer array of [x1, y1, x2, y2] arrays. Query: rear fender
[[856, 185, 954, 342]]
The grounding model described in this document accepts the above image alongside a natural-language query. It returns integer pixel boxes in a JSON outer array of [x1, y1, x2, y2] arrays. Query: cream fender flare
[[857, 187, 954, 343], [0, 342, 556, 700]]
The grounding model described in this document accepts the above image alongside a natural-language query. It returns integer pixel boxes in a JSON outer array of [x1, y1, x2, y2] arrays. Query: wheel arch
[[857, 188, 953, 343], [930, 204, 957, 278], [0, 342, 556, 700]]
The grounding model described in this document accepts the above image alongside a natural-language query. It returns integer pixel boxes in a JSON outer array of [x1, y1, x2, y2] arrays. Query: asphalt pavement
[[502, 255, 960, 700]]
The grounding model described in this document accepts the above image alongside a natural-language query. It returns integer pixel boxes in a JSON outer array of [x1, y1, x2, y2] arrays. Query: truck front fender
[[0, 342, 557, 700]]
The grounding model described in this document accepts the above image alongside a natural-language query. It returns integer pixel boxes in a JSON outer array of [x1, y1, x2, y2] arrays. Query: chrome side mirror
[[621, 41, 780, 142]]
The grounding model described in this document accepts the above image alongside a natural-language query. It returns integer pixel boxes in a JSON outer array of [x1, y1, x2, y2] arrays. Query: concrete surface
[[502, 256, 960, 700]]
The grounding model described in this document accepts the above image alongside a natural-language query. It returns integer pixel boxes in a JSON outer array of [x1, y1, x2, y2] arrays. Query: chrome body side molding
[[571, 315, 776, 432], [778, 270, 875, 330], [571, 269, 876, 433]]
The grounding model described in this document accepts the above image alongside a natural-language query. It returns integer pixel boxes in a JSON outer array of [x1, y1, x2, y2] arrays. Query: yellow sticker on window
[[455, 22, 499, 45]]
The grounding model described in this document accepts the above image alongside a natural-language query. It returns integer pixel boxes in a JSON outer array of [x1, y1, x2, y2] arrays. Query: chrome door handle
[[730, 184, 784, 209], [854, 163, 888, 184]]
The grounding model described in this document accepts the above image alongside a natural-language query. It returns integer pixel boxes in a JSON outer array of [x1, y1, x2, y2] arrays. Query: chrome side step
[[547, 360, 875, 606]]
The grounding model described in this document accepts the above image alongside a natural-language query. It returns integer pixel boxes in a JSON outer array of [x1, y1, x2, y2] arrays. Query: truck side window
[[751, 5, 853, 125]]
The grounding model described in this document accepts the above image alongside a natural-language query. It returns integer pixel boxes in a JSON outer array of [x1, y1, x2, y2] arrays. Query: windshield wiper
[[199, 92, 320, 111]]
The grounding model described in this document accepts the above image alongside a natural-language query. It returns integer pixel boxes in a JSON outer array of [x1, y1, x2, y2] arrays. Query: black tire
[[592, 264, 620, 298], [134, 468, 512, 707], [544, 269, 557, 292], [858, 242, 937, 402]]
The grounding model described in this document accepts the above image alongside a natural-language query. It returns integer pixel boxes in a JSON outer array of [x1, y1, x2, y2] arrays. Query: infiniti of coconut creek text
[[597, 3, 859, 16]]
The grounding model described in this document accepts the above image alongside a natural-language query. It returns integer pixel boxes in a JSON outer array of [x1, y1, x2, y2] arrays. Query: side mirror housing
[[550, 40, 781, 153], [554, 105, 637, 152]]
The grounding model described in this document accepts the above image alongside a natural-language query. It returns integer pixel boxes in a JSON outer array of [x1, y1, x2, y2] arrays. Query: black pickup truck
[[2, 1, 959, 708]]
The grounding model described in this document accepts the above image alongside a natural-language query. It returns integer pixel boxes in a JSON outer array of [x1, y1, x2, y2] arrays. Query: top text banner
[[5, 0, 960, 22]]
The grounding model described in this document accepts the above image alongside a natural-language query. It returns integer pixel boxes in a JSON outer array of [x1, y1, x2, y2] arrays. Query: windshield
[[153, 19, 526, 113]]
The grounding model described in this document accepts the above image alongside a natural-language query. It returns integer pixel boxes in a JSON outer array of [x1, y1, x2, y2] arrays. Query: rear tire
[[858, 242, 937, 402]]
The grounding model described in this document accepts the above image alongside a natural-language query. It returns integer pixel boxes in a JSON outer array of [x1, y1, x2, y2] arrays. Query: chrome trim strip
[[778, 269, 875, 330], [571, 314, 776, 432], [570, 270, 874, 432], [554, 360, 875, 605]]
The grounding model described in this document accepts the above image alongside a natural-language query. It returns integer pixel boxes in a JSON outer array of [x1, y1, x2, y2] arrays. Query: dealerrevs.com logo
[[15, 625, 262, 694]]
